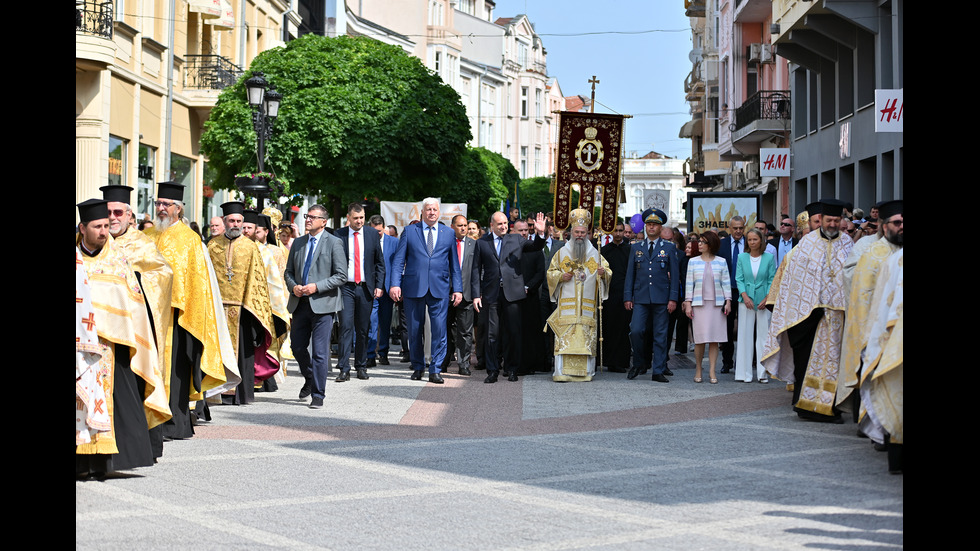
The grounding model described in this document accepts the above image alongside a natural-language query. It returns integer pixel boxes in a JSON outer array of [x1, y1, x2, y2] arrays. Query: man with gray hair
[[390, 197, 463, 383], [545, 209, 610, 381], [148, 182, 236, 435]]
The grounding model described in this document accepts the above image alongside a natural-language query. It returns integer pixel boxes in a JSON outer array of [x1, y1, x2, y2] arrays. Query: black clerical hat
[[220, 201, 246, 217], [77, 199, 109, 223], [100, 185, 133, 204], [157, 181, 185, 202]]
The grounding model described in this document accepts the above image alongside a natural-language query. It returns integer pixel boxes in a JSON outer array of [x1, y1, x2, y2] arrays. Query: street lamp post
[[242, 71, 282, 210]]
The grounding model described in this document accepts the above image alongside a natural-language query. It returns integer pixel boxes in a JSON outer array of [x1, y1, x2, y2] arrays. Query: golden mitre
[[262, 206, 283, 227], [795, 211, 809, 233], [569, 208, 591, 229]]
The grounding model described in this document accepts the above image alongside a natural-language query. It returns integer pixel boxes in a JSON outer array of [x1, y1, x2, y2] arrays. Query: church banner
[[553, 111, 625, 233]]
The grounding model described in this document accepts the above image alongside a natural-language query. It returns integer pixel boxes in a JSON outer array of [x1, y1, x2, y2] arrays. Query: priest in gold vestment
[[253, 213, 290, 390], [860, 248, 903, 472], [76, 199, 170, 477], [151, 182, 237, 432], [837, 200, 903, 412], [545, 209, 611, 382], [208, 201, 280, 405], [762, 199, 853, 422]]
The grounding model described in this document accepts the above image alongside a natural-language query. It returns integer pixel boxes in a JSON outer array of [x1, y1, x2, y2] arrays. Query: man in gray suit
[[284, 204, 347, 409], [445, 214, 477, 375]]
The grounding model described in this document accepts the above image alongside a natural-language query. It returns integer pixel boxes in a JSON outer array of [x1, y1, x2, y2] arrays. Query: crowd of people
[[77, 184, 902, 478]]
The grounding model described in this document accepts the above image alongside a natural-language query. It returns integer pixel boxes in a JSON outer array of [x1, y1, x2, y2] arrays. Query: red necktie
[[457, 238, 463, 267], [353, 231, 361, 284]]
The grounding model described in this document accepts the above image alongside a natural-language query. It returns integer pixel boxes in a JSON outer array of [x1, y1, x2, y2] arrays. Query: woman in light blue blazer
[[734, 228, 776, 383]]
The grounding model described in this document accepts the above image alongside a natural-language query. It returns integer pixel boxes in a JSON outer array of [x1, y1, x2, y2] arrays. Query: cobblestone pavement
[[76, 351, 903, 550]]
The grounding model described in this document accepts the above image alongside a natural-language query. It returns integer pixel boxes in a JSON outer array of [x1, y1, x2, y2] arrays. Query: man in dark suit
[[514, 219, 546, 375], [333, 203, 385, 382], [472, 211, 546, 383], [769, 214, 799, 267], [284, 205, 348, 408], [444, 214, 477, 375], [717, 215, 745, 374], [367, 214, 398, 366], [389, 198, 463, 384], [624, 208, 679, 383], [600, 221, 632, 372], [538, 221, 565, 369]]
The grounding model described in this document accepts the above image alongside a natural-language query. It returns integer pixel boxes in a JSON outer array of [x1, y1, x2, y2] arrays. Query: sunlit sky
[[492, 0, 694, 160]]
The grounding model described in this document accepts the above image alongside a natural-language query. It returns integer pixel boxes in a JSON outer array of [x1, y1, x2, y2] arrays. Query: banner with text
[[380, 200, 467, 235]]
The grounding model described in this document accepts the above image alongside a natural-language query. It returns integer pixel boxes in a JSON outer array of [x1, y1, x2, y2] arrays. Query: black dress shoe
[[429, 373, 445, 384], [720, 365, 732, 374], [366, 358, 377, 368], [356, 368, 370, 380], [652, 374, 669, 383], [627, 367, 639, 380], [335, 372, 350, 382], [400, 355, 411, 363], [410, 370, 423, 381], [299, 381, 312, 400], [379, 356, 390, 366], [508, 373, 519, 382], [663, 367, 674, 377], [484, 372, 499, 383], [502, 370, 512, 378], [309, 396, 324, 409], [459, 367, 472, 376]]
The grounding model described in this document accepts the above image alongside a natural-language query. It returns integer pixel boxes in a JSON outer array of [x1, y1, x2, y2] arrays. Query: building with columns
[[76, 0, 302, 224]]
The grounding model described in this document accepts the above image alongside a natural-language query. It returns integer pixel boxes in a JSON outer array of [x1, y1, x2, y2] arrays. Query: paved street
[[76, 353, 903, 550]]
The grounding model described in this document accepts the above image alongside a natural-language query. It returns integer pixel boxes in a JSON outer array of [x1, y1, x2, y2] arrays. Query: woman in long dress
[[734, 228, 776, 383], [682, 232, 732, 384]]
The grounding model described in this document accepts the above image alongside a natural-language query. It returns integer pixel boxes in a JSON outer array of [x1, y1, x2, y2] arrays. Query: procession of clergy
[[76, 180, 901, 478]]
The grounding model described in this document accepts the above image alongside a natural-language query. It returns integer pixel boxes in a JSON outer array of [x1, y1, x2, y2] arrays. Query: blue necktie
[[426, 226, 434, 256], [302, 236, 316, 285], [733, 239, 740, 257]]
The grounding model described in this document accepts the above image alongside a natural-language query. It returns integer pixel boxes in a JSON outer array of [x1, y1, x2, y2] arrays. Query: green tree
[[201, 34, 471, 222], [517, 176, 554, 218], [436, 147, 514, 223]]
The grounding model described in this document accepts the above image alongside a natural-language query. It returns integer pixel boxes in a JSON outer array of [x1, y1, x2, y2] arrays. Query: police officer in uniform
[[624, 208, 680, 382]]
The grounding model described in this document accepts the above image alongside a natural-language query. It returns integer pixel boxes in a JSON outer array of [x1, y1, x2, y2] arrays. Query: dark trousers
[[338, 282, 372, 372], [630, 303, 669, 375], [479, 296, 523, 375], [601, 296, 631, 370], [368, 294, 394, 360], [446, 299, 474, 370], [290, 298, 334, 400]]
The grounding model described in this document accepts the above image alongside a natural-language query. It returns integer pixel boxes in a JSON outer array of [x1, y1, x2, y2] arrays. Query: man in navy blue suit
[[389, 198, 463, 383], [333, 203, 385, 382], [472, 211, 546, 383], [717, 215, 745, 374], [367, 214, 398, 366], [625, 208, 679, 383]]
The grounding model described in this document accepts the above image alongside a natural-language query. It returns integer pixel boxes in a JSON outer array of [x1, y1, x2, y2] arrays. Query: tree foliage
[[201, 35, 472, 206], [435, 147, 515, 223], [517, 176, 554, 218]]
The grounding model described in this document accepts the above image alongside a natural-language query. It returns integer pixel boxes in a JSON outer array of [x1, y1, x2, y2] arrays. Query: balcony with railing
[[732, 90, 791, 144], [184, 55, 244, 91], [77, 1, 116, 67], [77, 1, 113, 39]]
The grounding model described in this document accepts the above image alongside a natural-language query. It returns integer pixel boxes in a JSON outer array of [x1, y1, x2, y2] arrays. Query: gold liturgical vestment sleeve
[[208, 235, 277, 360], [155, 222, 227, 399], [75, 235, 171, 433], [115, 228, 175, 402]]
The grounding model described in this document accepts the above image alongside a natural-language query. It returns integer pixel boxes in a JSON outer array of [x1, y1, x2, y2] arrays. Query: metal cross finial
[[589, 76, 599, 113]]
